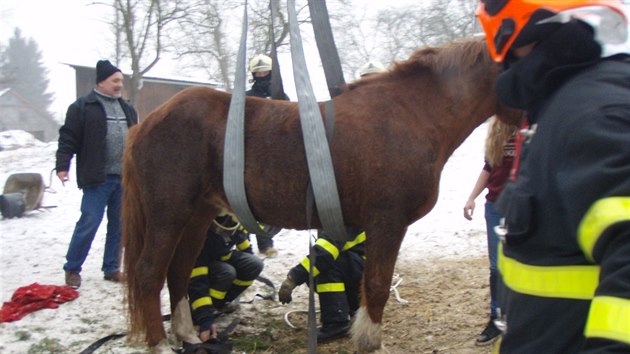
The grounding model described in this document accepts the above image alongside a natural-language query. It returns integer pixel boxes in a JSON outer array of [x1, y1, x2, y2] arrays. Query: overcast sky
[[0, 0, 418, 120], [1, 1, 628, 120]]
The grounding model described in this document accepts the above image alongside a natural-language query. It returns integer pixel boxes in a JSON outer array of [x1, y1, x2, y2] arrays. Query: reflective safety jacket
[[496, 57, 630, 353]]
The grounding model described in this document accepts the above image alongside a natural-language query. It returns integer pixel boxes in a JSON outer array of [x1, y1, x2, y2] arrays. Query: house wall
[[0, 90, 60, 142]]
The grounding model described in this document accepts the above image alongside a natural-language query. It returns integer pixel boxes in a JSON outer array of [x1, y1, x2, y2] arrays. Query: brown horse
[[122, 37, 520, 353]]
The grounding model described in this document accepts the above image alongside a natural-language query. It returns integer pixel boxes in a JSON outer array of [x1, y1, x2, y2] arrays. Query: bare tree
[[336, 0, 478, 77], [97, 0, 186, 104], [170, 0, 239, 90], [171, 0, 360, 92]]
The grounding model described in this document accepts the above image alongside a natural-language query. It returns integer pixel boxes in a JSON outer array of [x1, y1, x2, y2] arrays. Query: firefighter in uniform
[[476, 0, 630, 353], [278, 228, 365, 343], [244, 54, 289, 257], [187, 215, 264, 342]]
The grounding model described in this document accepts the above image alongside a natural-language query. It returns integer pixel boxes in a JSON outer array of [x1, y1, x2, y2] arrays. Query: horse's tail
[[121, 126, 148, 342]]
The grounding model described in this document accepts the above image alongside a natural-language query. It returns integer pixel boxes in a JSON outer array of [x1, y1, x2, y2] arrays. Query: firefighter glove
[[279, 276, 297, 304]]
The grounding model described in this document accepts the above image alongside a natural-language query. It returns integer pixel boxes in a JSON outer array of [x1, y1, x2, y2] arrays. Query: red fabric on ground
[[0, 283, 79, 322]]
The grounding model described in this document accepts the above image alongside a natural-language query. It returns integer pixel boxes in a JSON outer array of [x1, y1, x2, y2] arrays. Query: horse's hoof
[[351, 308, 383, 353], [150, 338, 173, 354]]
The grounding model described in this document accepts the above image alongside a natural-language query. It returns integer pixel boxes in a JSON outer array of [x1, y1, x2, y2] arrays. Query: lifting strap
[[287, 0, 347, 241], [223, 0, 266, 236], [269, 0, 287, 100], [307, 0, 346, 98]]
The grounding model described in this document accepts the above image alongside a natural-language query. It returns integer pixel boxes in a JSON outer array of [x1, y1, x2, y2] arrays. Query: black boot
[[317, 322, 351, 343], [475, 319, 502, 346]]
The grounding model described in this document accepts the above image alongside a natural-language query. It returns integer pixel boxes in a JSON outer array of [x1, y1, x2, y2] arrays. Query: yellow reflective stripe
[[210, 288, 227, 300], [585, 296, 630, 345], [233, 278, 253, 287], [342, 231, 366, 251], [578, 197, 630, 262], [492, 336, 502, 354], [317, 282, 345, 293], [191, 266, 208, 278], [300, 258, 320, 277], [191, 296, 212, 310], [316, 238, 340, 260], [220, 252, 233, 261], [236, 239, 251, 251], [498, 244, 599, 300]]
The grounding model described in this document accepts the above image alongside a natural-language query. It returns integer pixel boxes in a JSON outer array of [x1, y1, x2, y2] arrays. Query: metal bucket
[[0, 192, 26, 218]]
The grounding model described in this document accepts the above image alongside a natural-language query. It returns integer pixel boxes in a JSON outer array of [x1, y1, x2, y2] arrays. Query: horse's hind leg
[[168, 207, 217, 344], [131, 209, 200, 351], [352, 224, 407, 353]]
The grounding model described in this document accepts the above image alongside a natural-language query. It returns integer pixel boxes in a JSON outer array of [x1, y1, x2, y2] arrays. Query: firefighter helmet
[[476, 0, 627, 62], [249, 54, 273, 73], [359, 61, 386, 77]]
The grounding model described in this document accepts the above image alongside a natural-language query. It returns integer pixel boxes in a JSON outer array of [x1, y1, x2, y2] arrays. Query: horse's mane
[[346, 36, 491, 90]]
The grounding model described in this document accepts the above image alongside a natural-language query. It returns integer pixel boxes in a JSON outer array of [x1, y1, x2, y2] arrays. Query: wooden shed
[[67, 64, 220, 120]]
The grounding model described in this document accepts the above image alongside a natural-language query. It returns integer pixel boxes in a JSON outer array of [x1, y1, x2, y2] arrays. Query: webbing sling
[[223, 0, 266, 236], [304, 100, 336, 353], [288, 0, 347, 241], [307, 0, 346, 98], [269, 0, 286, 100]]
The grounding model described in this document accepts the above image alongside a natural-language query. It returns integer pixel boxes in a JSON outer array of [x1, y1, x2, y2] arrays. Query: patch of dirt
[[225, 257, 495, 354]]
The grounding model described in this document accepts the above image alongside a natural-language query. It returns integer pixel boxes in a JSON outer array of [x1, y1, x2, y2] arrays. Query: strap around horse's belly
[[223, 2, 268, 236], [288, 0, 347, 241], [305, 100, 349, 239]]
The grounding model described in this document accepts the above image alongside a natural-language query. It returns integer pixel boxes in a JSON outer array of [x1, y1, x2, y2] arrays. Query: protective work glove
[[278, 276, 297, 304]]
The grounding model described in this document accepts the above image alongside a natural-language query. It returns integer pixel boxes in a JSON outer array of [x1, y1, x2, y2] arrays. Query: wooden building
[[67, 64, 220, 120], [0, 88, 60, 142]]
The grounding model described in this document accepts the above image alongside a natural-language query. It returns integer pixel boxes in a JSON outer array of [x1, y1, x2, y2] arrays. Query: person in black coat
[[56, 60, 137, 289], [477, 1, 630, 353]]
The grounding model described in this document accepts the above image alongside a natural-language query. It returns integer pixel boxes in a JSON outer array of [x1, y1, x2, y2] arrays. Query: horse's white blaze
[[171, 298, 201, 344], [150, 339, 172, 354], [351, 307, 382, 353]]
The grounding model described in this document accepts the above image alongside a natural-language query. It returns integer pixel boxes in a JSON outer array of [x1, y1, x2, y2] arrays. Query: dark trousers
[[316, 251, 364, 325], [207, 251, 263, 307]]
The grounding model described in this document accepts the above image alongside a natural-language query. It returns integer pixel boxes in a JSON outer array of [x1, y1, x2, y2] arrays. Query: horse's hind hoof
[[150, 339, 173, 354]]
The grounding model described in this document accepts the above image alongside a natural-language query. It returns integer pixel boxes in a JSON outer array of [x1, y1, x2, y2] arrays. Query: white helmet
[[249, 54, 272, 73], [359, 60, 386, 77]]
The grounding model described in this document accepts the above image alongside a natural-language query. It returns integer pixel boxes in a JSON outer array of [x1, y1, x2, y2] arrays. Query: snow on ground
[[0, 123, 488, 353]]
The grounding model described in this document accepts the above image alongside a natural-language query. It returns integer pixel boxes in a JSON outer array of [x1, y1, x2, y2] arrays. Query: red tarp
[[0, 282, 79, 322]]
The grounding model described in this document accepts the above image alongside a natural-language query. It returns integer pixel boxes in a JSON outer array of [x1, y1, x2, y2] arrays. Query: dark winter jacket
[[495, 22, 630, 354], [56, 90, 137, 188], [246, 75, 290, 100]]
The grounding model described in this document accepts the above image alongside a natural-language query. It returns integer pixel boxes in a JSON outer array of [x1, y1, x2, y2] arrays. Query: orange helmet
[[476, 0, 627, 62]]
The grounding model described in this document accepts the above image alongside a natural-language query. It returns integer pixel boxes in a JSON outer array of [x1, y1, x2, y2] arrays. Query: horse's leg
[[168, 206, 217, 344], [352, 223, 407, 353], [133, 223, 184, 352]]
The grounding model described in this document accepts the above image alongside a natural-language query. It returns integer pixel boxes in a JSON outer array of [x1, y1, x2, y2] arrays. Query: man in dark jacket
[[278, 228, 365, 343], [56, 60, 138, 289], [477, 1, 630, 353], [188, 215, 264, 342]]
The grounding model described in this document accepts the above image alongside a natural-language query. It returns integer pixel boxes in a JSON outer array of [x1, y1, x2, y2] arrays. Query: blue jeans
[[63, 175, 122, 276], [485, 201, 501, 319]]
